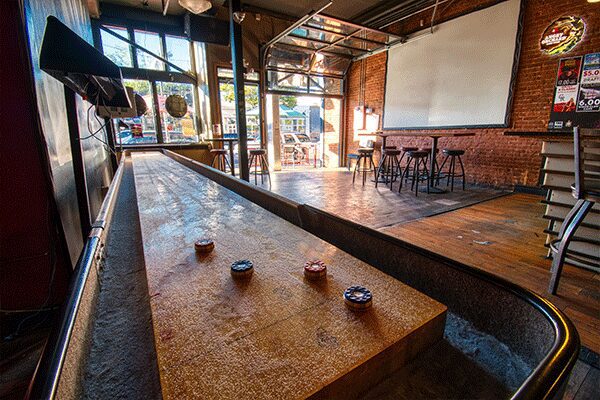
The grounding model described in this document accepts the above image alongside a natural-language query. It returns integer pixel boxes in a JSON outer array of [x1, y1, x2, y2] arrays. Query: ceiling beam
[[86, 0, 100, 18]]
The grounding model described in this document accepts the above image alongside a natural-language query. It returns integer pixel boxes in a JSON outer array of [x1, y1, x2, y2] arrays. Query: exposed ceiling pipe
[[430, 0, 439, 33], [378, 0, 450, 29], [86, 0, 100, 18], [359, 0, 429, 26]]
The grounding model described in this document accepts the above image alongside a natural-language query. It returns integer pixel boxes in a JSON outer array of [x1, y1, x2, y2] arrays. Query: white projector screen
[[383, 0, 522, 129]]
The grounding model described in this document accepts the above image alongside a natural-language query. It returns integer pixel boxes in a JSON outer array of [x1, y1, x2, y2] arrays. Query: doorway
[[265, 94, 342, 171]]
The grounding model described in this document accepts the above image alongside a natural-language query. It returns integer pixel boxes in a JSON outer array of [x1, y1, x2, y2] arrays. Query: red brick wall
[[345, 0, 600, 188]]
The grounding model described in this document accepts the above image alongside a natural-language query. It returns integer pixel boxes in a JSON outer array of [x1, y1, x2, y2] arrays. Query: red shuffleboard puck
[[304, 260, 327, 280], [194, 238, 215, 253]]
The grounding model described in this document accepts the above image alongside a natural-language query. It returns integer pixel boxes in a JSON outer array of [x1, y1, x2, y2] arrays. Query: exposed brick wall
[[345, 0, 599, 188]]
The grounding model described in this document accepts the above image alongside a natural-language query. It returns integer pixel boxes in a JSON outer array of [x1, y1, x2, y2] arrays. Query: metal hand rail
[[26, 155, 126, 400]]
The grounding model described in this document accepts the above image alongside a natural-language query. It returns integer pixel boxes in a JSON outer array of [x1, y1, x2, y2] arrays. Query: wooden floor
[[265, 171, 599, 399], [370, 193, 599, 400], [381, 193, 599, 355]]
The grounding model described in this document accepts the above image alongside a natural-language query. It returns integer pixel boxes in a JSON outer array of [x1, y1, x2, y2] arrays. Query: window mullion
[[160, 33, 168, 72], [151, 81, 164, 143], [128, 26, 138, 69]]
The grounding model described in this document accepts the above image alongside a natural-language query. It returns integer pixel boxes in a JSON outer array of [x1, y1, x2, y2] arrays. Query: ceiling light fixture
[[233, 11, 246, 24], [178, 0, 212, 14]]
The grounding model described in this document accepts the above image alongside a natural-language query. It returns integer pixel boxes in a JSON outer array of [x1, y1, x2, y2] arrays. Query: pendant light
[[178, 0, 212, 14]]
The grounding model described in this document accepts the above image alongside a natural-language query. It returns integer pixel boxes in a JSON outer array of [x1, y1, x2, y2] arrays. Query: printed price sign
[[580, 53, 600, 85], [577, 53, 600, 113]]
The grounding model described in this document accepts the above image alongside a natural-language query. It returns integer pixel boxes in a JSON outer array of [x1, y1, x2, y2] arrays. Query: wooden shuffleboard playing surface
[[131, 152, 447, 400]]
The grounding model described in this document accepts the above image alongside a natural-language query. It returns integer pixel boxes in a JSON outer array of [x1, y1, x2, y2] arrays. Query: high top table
[[131, 152, 447, 400], [364, 132, 476, 193]]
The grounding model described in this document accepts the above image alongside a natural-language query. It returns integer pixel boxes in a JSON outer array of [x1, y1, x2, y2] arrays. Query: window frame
[[94, 22, 203, 146], [216, 67, 263, 146]]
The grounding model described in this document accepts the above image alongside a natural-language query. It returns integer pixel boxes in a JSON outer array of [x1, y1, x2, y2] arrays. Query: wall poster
[[549, 53, 600, 130], [577, 52, 600, 113]]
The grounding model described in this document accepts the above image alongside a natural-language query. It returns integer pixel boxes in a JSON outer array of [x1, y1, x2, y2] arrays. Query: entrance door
[[266, 95, 342, 170]]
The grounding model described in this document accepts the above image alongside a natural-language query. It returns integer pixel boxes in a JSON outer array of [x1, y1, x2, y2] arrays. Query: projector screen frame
[[381, 0, 525, 131]]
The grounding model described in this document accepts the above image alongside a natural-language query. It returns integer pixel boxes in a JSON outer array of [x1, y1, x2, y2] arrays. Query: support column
[[268, 94, 282, 171], [229, 0, 249, 181]]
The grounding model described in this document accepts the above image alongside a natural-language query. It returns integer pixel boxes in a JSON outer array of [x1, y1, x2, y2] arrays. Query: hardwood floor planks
[[381, 194, 599, 353]]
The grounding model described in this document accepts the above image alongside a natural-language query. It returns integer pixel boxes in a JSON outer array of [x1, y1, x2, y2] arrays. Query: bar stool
[[249, 149, 271, 186], [399, 146, 418, 166], [210, 149, 232, 173], [347, 153, 360, 171], [352, 148, 376, 185], [548, 128, 600, 294], [420, 147, 440, 178], [436, 149, 466, 191], [399, 150, 430, 196], [376, 145, 398, 181], [376, 149, 402, 190]]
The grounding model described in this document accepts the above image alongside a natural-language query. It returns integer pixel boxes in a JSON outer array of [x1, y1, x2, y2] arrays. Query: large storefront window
[[134, 30, 164, 70], [165, 35, 192, 73], [113, 79, 157, 145], [217, 68, 261, 146], [98, 24, 209, 146], [100, 26, 132, 67], [156, 82, 197, 143]]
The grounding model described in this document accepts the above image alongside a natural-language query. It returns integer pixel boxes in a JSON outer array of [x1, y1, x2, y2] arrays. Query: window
[[134, 30, 164, 70], [100, 26, 132, 67], [165, 35, 192, 73], [114, 79, 157, 145], [98, 25, 207, 145], [156, 82, 197, 143], [217, 69, 261, 144]]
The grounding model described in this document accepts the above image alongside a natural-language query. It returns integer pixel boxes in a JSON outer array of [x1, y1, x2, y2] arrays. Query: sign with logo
[[540, 16, 585, 55]]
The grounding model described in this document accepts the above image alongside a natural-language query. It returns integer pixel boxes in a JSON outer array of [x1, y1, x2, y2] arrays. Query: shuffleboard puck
[[344, 286, 372, 311], [231, 259, 254, 279], [194, 238, 215, 253], [304, 260, 327, 280]]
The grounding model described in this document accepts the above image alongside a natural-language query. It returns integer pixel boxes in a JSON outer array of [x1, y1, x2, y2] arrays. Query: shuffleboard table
[[131, 152, 447, 399]]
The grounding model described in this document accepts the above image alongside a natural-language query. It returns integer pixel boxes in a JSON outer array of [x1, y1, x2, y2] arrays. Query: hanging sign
[[540, 16, 585, 55]]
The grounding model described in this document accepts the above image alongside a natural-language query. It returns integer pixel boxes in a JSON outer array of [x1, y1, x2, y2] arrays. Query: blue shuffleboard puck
[[231, 259, 254, 279], [344, 285, 373, 310]]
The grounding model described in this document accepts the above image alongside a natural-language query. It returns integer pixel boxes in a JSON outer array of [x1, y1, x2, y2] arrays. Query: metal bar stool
[[377, 145, 397, 175], [399, 146, 418, 182], [210, 148, 232, 174], [352, 148, 376, 185], [248, 149, 271, 186], [436, 149, 466, 191], [420, 147, 440, 182], [376, 148, 402, 190], [399, 150, 429, 196], [548, 127, 600, 294]]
